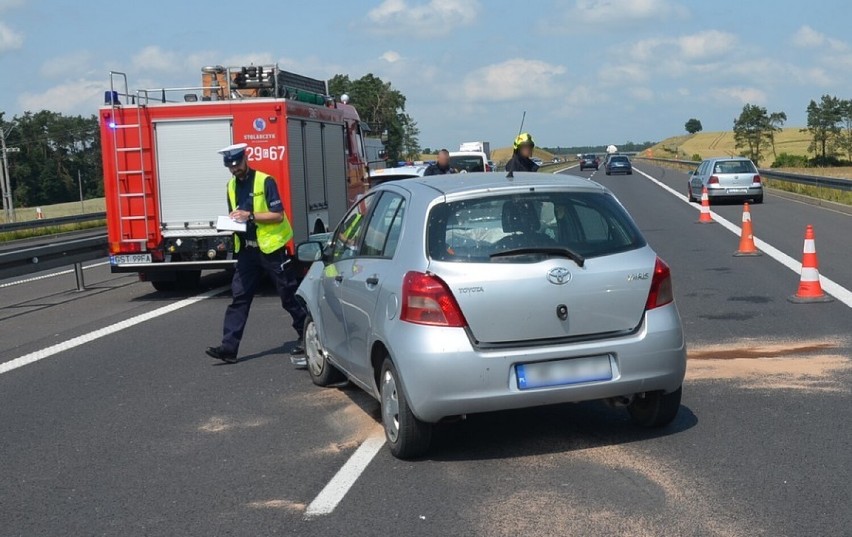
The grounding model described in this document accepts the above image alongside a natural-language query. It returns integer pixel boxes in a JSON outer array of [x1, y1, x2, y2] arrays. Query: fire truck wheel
[[177, 270, 201, 290], [151, 280, 177, 292]]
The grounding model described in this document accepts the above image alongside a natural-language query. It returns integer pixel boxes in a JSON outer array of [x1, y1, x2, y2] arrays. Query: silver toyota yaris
[[296, 172, 686, 459]]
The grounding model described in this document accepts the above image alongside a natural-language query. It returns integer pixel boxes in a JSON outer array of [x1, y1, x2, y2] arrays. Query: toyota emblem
[[547, 267, 572, 285]]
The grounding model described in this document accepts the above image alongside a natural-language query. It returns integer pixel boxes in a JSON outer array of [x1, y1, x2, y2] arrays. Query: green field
[[0, 197, 105, 224], [647, 128, 813, 167]]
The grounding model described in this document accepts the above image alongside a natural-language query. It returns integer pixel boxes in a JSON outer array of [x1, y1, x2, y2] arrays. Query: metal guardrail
[[0, 233, 108, 289], [0, 212, 106, 233], [635, 157, 852, 192]]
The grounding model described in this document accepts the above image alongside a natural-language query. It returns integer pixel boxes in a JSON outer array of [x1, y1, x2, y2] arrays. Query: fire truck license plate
[[111, 254, 152, 265]]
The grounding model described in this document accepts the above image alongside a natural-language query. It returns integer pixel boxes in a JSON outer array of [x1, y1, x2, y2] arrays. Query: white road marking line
[[634, 166, 852, 308], [0, 261, 111, 289], [0, 286, 229, 376], [304, 428, 386, 519], [552, 164, 579, 174]]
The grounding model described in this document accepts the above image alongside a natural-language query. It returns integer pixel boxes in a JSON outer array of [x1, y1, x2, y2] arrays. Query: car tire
[[605, 171, 611, 175], [753, 195, 764, 204], [305, 315, 345, 387], [687, 185, 695, 202], [380, 357, 432, 459], [627, 386, 682, 428], [151, 280, 176, 292], [627, 171, 633, 175]]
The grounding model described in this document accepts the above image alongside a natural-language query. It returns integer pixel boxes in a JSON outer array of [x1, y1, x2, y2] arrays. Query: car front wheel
[[627, 386, 682, 427], [380, 357, 432, 459], [305, 316, 345, 387]]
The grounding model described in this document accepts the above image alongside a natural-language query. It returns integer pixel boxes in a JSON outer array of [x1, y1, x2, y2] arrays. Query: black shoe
[[289, 338, 305, 356], [206, 346, 238, 364]]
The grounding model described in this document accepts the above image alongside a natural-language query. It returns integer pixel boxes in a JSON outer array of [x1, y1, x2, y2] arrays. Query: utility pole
[[0, 125, 15, 223], [78, 170, 85, 213]]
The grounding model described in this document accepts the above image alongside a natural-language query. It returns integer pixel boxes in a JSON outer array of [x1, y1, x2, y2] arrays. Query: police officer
[[505, 132, 540, 173], [424, 149, 456, 176], [206, 143, 307, 364]]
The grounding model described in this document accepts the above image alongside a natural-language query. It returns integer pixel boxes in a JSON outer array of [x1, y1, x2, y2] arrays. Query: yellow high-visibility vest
[[227, 171, 293, 254]]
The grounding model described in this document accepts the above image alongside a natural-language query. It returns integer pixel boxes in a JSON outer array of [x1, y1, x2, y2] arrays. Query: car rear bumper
[[706, 186, 763, 198], [386, 304, 686, 422]]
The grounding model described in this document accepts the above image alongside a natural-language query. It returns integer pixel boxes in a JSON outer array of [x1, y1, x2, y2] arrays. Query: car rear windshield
[[610, 156, 629, 163], [449, 155, 486, 173], [583, 154, 596, 159], [427, 191, 646, 262], [713, 160, 756, 174]]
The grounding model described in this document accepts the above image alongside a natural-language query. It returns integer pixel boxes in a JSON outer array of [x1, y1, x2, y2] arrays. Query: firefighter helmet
[[513, 132, 535, 150]]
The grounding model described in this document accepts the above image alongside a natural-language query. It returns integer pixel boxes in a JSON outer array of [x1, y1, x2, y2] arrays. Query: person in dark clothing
[[504, 132, 540, 173], [205, 143, 307, 366], [424, 149, 456, 176]]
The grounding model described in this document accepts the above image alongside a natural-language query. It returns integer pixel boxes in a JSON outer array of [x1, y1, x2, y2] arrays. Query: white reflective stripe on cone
[[800, 267, 821, 282], [803, 240, 816, 254]]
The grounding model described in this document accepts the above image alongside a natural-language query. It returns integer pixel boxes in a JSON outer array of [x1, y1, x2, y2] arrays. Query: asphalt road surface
[[1, 163, 850, 536]]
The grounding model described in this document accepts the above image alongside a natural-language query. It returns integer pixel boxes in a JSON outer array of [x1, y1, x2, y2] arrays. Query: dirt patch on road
[[686, 339, 851, 393], [474, 443, 751, 537], [246, 499, 306, 512], [198, 415, 269, 433]]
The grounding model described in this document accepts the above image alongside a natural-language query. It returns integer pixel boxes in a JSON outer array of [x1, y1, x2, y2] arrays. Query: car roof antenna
[[506, 111, 526, 180]]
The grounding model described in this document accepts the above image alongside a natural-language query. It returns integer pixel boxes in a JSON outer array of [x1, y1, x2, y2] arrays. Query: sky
[[1, 0, 851, 150]]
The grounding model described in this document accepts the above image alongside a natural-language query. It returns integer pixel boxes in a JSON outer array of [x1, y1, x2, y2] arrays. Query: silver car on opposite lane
[[296, 172, 686, 459]]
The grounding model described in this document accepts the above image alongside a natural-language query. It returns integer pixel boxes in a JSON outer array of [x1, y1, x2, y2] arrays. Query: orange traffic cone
[[733, 203, 761, 256], [788, 225, 832, 303], [35, 207, 44, 219], [697, 187, 714, 224]]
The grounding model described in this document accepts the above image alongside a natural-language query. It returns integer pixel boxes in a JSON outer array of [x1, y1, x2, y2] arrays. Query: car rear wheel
[[753, 195, 764, 204], [627, 386, 682, 428], [305, 316, 345, 387], [380, 357, 432, 459], [687, 185, 696, 202]]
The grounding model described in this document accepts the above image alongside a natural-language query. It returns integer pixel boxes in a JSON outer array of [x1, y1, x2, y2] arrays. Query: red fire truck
[[99, 65, 370, 291]]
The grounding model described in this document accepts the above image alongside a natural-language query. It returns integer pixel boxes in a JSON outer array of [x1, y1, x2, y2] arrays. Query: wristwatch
[[248, 212, 255, 223]]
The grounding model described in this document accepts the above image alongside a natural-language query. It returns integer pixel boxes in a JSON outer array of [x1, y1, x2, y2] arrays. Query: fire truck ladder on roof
[[109, 71, 152, 247]]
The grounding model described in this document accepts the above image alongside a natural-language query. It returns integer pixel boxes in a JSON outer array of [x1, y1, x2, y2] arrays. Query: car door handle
[[334, 274, 344, 283], [366, 276, 379, 286]]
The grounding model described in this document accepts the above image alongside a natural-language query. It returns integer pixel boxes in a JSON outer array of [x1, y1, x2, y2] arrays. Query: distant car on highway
[[531, 157, 544, 166], [368, 165, 428, 186], [296, 172, 687, 458], [688, 157, 763, 204], [605, 155, 633, 175], [579, 154, 599, 171]]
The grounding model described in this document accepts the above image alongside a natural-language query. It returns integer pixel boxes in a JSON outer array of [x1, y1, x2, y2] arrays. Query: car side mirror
[[297, 241, 324, 263]]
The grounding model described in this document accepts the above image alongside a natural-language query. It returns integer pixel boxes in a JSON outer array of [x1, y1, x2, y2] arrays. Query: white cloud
[[462, 59, 566, 102], [18, 79, 104, 114], [564, 0, 688, 24], [40, 51, 93, 78], [367, 0, 480, 37], [598, 63, 649, 86], [380, 50, 402, 63], [792, 25, 847, 51], [628, 87, 654, 101], [132, 45, 182, 73], [712, 87, 767, 105], [629, 30, 738, 62], [0, 20, 23, 53]]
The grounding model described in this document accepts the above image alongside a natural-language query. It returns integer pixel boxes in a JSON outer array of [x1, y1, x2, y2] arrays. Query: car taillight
[[645, 258, 674, 310], [400, 271, 467, 327], [753, 174, 761, 184], [708, 176, 720, 185]]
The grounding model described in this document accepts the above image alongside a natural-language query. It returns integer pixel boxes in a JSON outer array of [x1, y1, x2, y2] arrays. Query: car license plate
[[516, 355, 613, 390], [110, 253, 152, 265], [726, 188, 748, 194]]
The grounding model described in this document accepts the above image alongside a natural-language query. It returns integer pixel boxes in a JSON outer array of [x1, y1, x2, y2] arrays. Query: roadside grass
[[0, 219, 106, 242], [0, 198, 106, 224]]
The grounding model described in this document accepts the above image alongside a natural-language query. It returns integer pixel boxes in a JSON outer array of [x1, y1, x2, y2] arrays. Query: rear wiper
[[490, 247, 585, 267]]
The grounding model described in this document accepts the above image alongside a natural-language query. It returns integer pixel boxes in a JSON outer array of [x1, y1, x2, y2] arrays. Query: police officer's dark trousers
[[221, 245, 307, 353]]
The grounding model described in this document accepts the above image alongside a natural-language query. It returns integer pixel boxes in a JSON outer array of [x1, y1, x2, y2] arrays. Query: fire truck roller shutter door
[[287, 119, 309, 244], [304, 121, 328, 237], [154, 119, 233, 230], [323, 122, 347, 234]]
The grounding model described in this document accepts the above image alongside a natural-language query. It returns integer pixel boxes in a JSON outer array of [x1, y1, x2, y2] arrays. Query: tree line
[[687, 94, 852, 167], [0, 111, 103, 208]]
